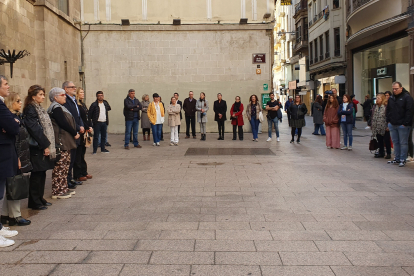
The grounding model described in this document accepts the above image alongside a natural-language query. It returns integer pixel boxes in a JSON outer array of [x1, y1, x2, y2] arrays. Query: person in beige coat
[[168, 97, 181, 146]]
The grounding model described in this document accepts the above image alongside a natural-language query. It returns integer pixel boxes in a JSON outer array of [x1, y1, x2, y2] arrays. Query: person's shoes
[[8, 217, 31, 226], [290, 140, 294, 143], [375, 154, 385, 158], [68, 190, 76, 195], [134, 145, 142, 148], [0, 227, 18, 238], [385, 154, 391, 159], [232, 137, 237, 140], [253, 139, 255, 141], [193, 136, 197, 139], [153, 143, 156, 146], [399, 161, 406, 167], [327, 146, 332, 149], [255, 139, 258, 142], [147, 135, 150, 141], [352, 127, 357, 130], [387, 159, 400, 164], [218, 136, 222, 140], [312, 133, 320, 135], [266, 137, 272, 142], [340, 146, 348, 150], [0, 236, 15, 247], [348, 147, 352, 151], [124, 146, 130, 150], [277, 137, 280, 142], [185, 136, 190, 139], [1, 216, 9, 225], [92, 151, 97, 155], [101, 149, 110, 153], [51, 193, 72, 199], [31, 205, 47, 210], [365, 126, 371, 129], [43, 202, 52, 206], [143, 135, 147, 141], [174, 143, 178, 146], [239, 138, 243, 141], [321, 134, 326, 136], [85, 175, 93, 179], [68, 183, 77, 189], [296, 139, 300, 144], [105, 142, 111, 147], [76, 177, 87, 181], [71, 179, 82, 185], [170, 142, 175, 146], [156, 142, 160, 146]]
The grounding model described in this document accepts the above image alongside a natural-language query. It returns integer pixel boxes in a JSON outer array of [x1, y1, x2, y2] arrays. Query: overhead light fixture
[[173, 19, 181, 25], [239, 18, 248, 24], [121, 19, 130, 26]]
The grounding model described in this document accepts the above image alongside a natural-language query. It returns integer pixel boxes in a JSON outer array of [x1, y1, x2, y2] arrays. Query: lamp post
[[0, 49, 30, 78]]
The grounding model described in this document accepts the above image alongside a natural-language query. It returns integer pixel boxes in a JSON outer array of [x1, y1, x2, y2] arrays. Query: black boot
[[203, 134, 206, 141], [8, 216, 31, 226], [1, 215, 9, 225]]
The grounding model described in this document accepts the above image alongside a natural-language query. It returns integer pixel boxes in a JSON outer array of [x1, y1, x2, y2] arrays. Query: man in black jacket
[[386, 82, 413, 167], [183, 91, 197, 139], [124, 89, 142, 149], [89, 91, 111, 154], [62, 81, 84, 188]]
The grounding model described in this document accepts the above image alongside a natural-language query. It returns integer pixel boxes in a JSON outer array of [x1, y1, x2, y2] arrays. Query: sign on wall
[[263, 84, 269, 91], [253, 54, 266, 63], [280, 0, 292, 5], [262, 93, 271, 109]]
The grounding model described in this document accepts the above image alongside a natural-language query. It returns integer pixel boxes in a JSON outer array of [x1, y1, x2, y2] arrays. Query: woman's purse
[[369, 136, 378, 152], [84, 132, 92, 148], [259, 111, 264, 123], [6, 174, 30, 200]]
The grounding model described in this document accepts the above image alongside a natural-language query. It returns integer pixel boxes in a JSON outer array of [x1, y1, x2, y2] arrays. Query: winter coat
[[230, 103, 244, 126], [63, 94, 84, 133], [246, 103, 262, 121], [124, 96, 142, 121], [386, 88, 413, 126], [140, 100, 151, 129], [289, 103, 308, 120], [168, 104, 181, 127], [147, 102, 164, 125], [338, 102, 354, 125], [213, 100, 227, 121], [48, 105, 77, 151], [183, 98, 197, 116], [361, 99, 372, 118], [196, 99, 209, 123], [323, 106, 339, 127], [89, 100, 111, 126], [78, 101, 91, 146], [12, 113, 32, 173], [312, 102, 324, 124], [352, 99, 359, 113], [284, 100, 292, 112], [371, 104, 387, 136], [0, 100, 19, 178]]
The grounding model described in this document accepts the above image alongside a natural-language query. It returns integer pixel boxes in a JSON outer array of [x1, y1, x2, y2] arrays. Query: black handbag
[[369, 136, 378, 152], [6, 174, 30, 200]]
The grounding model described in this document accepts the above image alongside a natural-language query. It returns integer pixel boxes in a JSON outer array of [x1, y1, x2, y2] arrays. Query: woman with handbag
[[371, 93, 391, 158], [47, 88, 79, 199], [323, 95, 340, 149], [23, 85, 56, 210], [289, 95, 308, 144], [196, 92, 209, 141], [338, 94, 355, 151], [73, 88, 93, 182], [213, 93, 227, 140], [230, 96, 244, 140], [1, 93, 33, 226], [246, 94, 262, 142]]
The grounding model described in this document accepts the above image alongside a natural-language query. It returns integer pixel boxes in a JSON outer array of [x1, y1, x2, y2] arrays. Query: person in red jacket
[[230, 96, 244, 140]]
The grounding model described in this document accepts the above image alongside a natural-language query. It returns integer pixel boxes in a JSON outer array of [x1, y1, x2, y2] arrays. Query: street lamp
[[0, 49, 30, 78]]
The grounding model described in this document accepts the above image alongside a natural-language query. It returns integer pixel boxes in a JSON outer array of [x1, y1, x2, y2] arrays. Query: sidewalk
[[2, 116, 414, 276]]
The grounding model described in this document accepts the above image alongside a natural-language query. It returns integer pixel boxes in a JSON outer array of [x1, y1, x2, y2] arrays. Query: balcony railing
[[318, 11, 323, 19], [347, 0, 372, 17], [308, 20, 313, 27], [313, 15, 318, 22], [314, 56, 319, 63], [310, 59, 314, 65], [294, 0, 308, 17], [334, 49, 341, 56], [325, 52, 330, 59], [319, 55, 323, 61]]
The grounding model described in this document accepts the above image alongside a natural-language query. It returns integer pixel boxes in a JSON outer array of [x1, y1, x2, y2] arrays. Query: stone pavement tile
[[150, 251, 214, 265], [155, 207, 202, 214], [120, 264, 190, 276], [216, 230, 272, 240], [279, 252, 351, 266], [48, 230, 108, 240], [312, 214, 367, 221], [315, 241, 383, 252], [15, 240, 79, 251], [85, 251, 151, 264], [270, 230, 331, 241], [0, 251, 30, 264], [302, 221, 360, 231], [0, 264, 56, 275], [264, 213, 316, 222], [195, 240, 256, 251], [50, 264, 123, 276], [159, 230, 215, 240], [21, 251, 89, 264], [136, 240, 195, 251], [344, 252, 414, 266], [118, 213, 169, 222], [216, 214, 265, 221], [215, 201, 260, 208], [250, 222, 305, 231], [326, 230, 391, 240], [173, 201, 217, 208], [42, 222, 99, 231], [74, 240, 137, 251], [383, 231, 414, 240], [255, 241, 319, 252], [331, 266, 410, 276], [200, 207, 247, 215], [362, 215, 414, 222], [70, 214, 121, 222], [94, 222, 148, 231], [198, 222, 251, 230], [146, 222, 199, 230], [190, 265, 261, 276], [167, 214, 216, 222], [261, 266, 335, 276], [354, 221, 414, 231], [104, 230, 161, 240], [215, 252, 282, 265], [375, 241, 414, 253], [403, 267, 414, 275], [13, 230, 52, 240]]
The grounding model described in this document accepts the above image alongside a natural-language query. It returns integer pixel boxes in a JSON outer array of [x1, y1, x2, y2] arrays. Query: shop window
[[325, 31, 330, 58], [333, 0, 340, 9], [58, 0, 69, 15], [319, 35, 323, 61], [334, 28, 340, 56]]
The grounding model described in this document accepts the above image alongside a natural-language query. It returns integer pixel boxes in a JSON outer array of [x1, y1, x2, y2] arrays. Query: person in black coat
[[74, 88, 93, 181], [89, 91, 111, 154], [123, 89, 142, 149], [23, 85, 55, 211], [360, 95, 373, 128], [213, 93, 227, 140], [289, 95, 308, 144]]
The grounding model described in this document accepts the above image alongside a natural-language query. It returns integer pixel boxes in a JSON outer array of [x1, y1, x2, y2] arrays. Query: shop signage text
[[288, 81, 297, 90], [280, 0, 292, 5], [253, 54, 266, 63], [377, 67, 387, 76]]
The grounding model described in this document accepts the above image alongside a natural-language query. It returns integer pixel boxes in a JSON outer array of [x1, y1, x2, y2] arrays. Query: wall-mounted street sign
[[256, 69, 262, 74], [263, 84, 269, 91], [253, 53, 266, 64], [281, 0, 292, 5]]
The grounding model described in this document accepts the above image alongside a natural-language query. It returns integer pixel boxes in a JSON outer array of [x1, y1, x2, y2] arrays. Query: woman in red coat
[[230, 96, 244, 140]]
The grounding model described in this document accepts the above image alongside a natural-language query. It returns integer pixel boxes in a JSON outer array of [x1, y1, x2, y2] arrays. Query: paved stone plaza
[[1, 117, 414, 276]]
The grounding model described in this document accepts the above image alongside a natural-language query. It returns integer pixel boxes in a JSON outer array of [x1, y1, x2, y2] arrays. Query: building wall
[[83, 25, 273, 133]]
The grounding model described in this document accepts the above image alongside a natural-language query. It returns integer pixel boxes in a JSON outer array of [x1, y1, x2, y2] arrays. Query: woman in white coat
[[196, 92, 209, 141], [168, 97, 181, 146]]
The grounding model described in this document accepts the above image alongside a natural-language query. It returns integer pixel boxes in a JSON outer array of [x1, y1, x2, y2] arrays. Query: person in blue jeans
[[147, 93, 165, 146], [312, 95, 326, 136], [266, 92, 280, 142], [247, 94, 262, 142], [386, 82, 414, 167], [338, 94, 354, 151], [123, 89, 142, 149]]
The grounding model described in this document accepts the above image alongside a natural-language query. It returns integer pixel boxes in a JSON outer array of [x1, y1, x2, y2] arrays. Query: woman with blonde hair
[[371, 93, 391, 158], [141, 94, 151, 141], [147, 93, 164, 146], [168, 96, 181, 145]]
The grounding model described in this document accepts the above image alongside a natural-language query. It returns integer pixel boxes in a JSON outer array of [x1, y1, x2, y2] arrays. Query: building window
[[334, 28, 340, 56], [310, 42, 313, 64], [58, 0, 69, 15], [319, 35, 323, 61], [333, 0, 340, 9], [304, 18, 308, 40], [296, 25, 302, 43], [314, 39, 318, 62], [325, 31, 330, 58]]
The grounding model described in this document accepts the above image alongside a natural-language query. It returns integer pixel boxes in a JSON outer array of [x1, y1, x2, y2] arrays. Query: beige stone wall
[[83, 25, 273, 133]]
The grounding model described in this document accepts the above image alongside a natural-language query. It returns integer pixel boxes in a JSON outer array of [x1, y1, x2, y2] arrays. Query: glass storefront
[[353, 36, 409, 100]]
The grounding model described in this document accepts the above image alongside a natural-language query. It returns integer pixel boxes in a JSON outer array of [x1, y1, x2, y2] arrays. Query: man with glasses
[[183, 91, 197, 139], [62, 81, 84, 188], [386, 82, 413, 167]]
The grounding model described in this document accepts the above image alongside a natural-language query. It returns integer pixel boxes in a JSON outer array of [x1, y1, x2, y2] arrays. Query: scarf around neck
[[32, 102, 56, 159], [233, 101, 241, 113]]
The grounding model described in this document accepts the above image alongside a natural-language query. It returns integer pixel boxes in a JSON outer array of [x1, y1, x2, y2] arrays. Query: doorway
[[373, 77, 393, 97]]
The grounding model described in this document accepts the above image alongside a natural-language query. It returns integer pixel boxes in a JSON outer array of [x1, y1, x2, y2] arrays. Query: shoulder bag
[[369, 135, 378, 152], [6, 174, 30, 200]]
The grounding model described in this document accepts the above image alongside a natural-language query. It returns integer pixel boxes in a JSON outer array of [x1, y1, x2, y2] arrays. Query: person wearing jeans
[[147, 93, 164, 146], [312, 95, 326, 136], [266, 92, 280, 142], [89, 91, 111, 154], [123, 89, 142, 149], [246, 94, 262, 142], [338, 94, 354, 150]]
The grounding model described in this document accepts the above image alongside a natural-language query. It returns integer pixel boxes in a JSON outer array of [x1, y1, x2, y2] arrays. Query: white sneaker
[[365, 126, 371, 129], [153, 143, 156, 146], [340, 146, 348, 150], [156, 142, 160, 146], [68, 190, 76, 195], [0, 236, 15, 247], [0, 227, 18, 238], [170, 142, 174, 146], [348, 147, 352, 151], [277, 137, 280, 142], [266, 137, 272, 142]]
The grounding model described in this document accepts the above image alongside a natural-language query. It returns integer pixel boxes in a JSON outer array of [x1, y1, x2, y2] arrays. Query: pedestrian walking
[[386, 82, 413, 167], [196, 92, 209, 141], [183, 91, 197, 139], [285, 96, 293, 126], [312, 95, 326, 136], [230, 96, 244, 140], [323, 95, 340, 149], [338, 94, 355, 151], [147, 93, 164, 146], [246, 94, 262, 142], [360, 95, 373, 129], [289, 95, 308, 144], [89, 91, 111, 154], [266, 92, 281, 142], [213, 93, 227, 140], [141, 94, 151, 141], [168, 96, 181, 146], [371, 93, 391, 159], [123, 89, 142, 149]]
